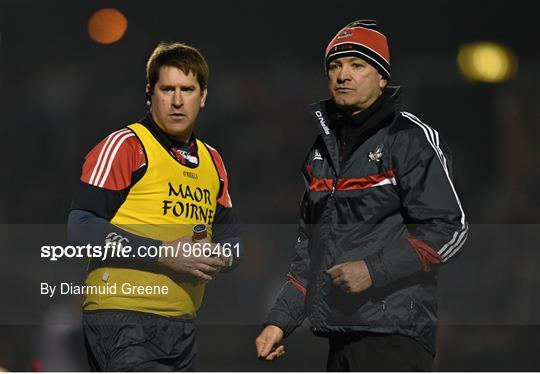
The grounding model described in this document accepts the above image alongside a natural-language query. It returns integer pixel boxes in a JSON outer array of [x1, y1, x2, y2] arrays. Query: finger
[[332, 275, 346, 285], [339, 283, 351, 292], [265, 345, 285, 361], [255, 336, 266, 357], [255, 334, 271, 358], [190, 269, 212, 281], [326, 267, 339, 278], [326, 264, 336, 275], [274, 345, 285, 356], [259, 337, 276, 358], [198, 256, 226, 267], [326, 264, 344, 278], [196, 263, 219, 275]]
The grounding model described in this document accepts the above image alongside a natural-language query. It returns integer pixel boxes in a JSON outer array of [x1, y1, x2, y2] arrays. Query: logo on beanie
[[336, 30, 353, 39]]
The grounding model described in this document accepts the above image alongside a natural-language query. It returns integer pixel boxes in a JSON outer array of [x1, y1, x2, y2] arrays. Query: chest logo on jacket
[[368, 144, 384, 162], [315, 111, 330, 135], [313, 149, 323, 161]]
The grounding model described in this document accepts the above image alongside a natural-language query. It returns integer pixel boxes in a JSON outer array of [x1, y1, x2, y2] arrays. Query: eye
[[352, 63, 363, 69], [328, 63, 339, 71], [161, 87, 175, 93]]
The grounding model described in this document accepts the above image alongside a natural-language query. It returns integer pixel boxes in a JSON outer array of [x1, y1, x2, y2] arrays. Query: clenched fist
[[326, 260, 373, 293]]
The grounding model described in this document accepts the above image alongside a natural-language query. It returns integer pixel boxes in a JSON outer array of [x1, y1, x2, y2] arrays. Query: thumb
[[260, 334, 276, 358], [326, 263, 342, 276], [255, 335, 265, 357], [256, 332, 270, 357]]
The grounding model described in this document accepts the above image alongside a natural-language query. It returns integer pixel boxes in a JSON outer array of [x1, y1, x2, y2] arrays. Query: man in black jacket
[[255, 20, 467, 371]]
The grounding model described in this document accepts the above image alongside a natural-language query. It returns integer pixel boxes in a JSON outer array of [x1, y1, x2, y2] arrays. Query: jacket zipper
[[330, 172, 338, 198]]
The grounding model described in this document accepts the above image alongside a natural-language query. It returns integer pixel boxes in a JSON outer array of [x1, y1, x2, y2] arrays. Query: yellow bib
[[83, 123, 220, 318]]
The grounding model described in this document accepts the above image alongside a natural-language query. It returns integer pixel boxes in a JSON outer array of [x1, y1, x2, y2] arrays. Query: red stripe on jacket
[[306, 166, 395, 192], [287, 273, 307, 296], [407, 237, 443, 272]]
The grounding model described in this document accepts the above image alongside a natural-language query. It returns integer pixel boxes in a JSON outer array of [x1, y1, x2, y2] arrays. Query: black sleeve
[[365, 117, 468, 288], [67, 209, 160, 264], [70, 166, 146, 220], [212, 186, 244, 272], [211, 204, 242, 242], [265, 191, 310, 337]]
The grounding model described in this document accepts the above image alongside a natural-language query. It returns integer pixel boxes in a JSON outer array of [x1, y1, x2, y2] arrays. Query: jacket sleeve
[[365, 115, 468, 288], [265, 191, 310, 337]]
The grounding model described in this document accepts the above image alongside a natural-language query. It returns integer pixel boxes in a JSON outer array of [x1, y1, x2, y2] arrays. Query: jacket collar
[[139, 112, 200, 167], [308, 86, 402, 174], [308, 100, 341, 175]]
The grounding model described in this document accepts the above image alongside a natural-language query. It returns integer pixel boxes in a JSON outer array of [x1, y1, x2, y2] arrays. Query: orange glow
[[88, 8, 128, 44]]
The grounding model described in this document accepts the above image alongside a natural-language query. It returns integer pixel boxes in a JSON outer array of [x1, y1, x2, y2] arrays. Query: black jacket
[[266, 87, 468, 354]]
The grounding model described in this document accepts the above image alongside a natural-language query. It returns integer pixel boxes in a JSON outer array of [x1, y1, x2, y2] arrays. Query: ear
[[379, 77, 388, 90], [200, 86, 208, 108], [145, 84, 152, 107]]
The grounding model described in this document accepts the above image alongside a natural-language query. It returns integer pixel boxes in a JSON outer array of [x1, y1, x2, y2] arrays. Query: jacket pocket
[[325, 287, 417, 330]]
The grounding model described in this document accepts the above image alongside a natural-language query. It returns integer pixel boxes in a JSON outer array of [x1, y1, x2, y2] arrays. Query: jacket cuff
[[364, 238, 423, 288], [265, 309, 298, 338], [364, 251, 390, 288]]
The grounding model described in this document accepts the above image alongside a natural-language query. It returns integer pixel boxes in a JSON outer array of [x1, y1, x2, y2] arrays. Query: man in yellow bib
[[68, 42, 242, 371]]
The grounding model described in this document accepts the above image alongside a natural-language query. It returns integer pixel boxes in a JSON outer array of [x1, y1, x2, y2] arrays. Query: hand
[[218, 250, 234, 268], [326, 260, 373, 293], [159, 236, 225, 281], [255, 325, 285, 361]]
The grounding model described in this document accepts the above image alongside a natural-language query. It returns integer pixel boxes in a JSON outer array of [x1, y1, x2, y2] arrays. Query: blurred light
[[457, 42, 517, 83], [88, 8, 128, 44]]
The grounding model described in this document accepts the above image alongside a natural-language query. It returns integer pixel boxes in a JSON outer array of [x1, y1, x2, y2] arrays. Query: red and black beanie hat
[[325, 20, 391, 80]]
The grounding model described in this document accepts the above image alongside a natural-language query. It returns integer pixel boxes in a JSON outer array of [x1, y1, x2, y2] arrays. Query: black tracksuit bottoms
[[327, 332, 434, 371], [83, 310, 196, 371]]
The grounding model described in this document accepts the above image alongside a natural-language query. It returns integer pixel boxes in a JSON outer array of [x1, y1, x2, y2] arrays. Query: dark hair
[[146, 42, 209, 92]]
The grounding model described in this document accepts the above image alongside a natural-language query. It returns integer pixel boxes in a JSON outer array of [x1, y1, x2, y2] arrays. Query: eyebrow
[[158, 84, 196, 89]]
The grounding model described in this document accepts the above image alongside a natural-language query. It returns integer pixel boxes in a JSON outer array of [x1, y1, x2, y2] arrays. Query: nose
[[172, 89, 183, 107], [336, 65, 350, 84]]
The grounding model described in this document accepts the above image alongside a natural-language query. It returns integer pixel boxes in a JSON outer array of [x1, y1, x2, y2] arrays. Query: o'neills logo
[[315, 111, 330, 135], [336, 30, 353, 39], [162, 182, 214, 224]]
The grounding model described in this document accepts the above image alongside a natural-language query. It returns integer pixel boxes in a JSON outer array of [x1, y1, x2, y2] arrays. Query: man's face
[[148, 66, 207, 142], [327, 56, 387, 115]]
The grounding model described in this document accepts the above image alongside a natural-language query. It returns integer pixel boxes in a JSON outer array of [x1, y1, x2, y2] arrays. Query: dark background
[[0, 0, 539, 371]]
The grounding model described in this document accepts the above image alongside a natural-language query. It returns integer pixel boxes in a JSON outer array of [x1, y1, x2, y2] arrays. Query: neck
[[150, 112, 191, 144], [347, 91, 383, 116]]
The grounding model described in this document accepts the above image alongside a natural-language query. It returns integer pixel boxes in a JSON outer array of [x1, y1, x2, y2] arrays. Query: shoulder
[[389, 111, 445, 149], [86, 128, 142, 159], [202, 141, 228, 171], [81, 127, 145, 190], [389, 111, 453, 163]]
